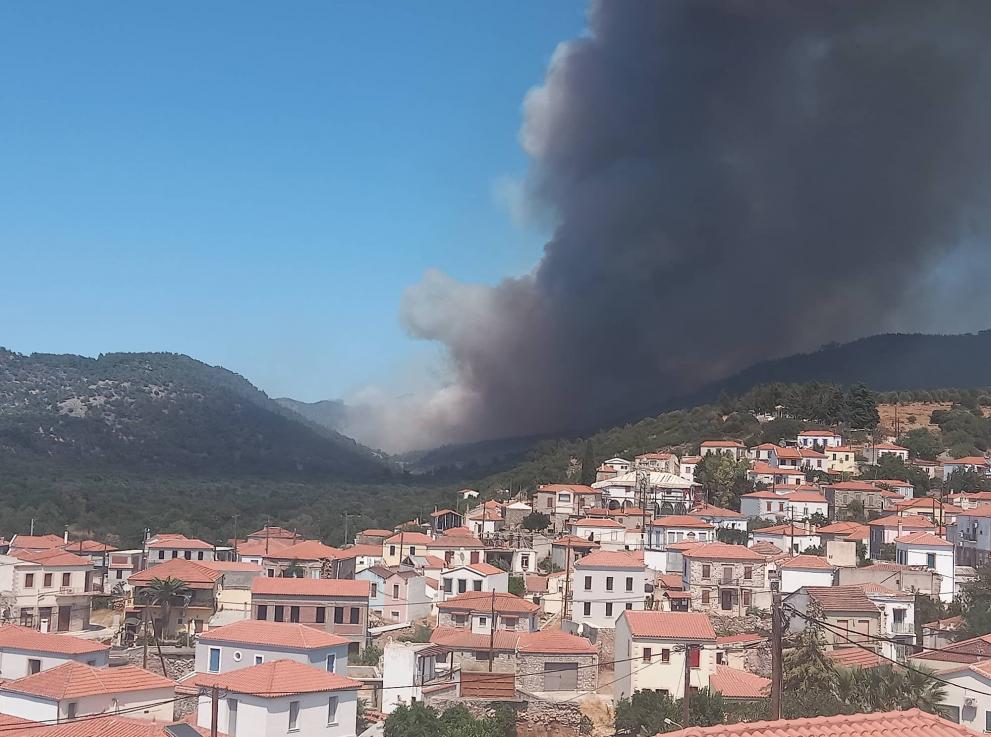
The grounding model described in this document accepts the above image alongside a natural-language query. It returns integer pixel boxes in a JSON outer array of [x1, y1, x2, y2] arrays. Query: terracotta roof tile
[[200, 561, 265, 573], [621, 611, 716, 640], [868, 515, 936, 529], [701, 440, 745, 448], [572, 518, 625, 528], [894, 532, 952, 547], [716, 633, 764, 645], [550, 536, 600, 548], [683, 542, 765, 562], [437, 592, 538, 614], [1, 662, 172, 699], [430, 626, 521, 651], [9, 535, 66, 550], [651, 515, 714, 529], [778, 555, 834, 570], [652, 708, 971, 737], [13, 549, 92, 567], [129, 559, 223, 588], [146, 534, 213, 550], [574, 550, 645, 569], [465, 562, 504, 576], [914, 633, 991, 663], [0, 625, 109, 655], [517, 629, 596, 654], [191, 659, 360, 697], [804, 586, 879, 613], [235, 538, 293, 556], [525, 574, 549, 593], [826, 647, 883, 669], [384, 532, 433, 545], [251, 577, 369, 598], [265, 540, 343, 560], [708, 665, 770, 698], [199, 620, 348, 649], [688, 504, 744, 519]]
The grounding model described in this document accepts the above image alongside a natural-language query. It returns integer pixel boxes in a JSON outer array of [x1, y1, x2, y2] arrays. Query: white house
[[193, 659, 361, 737], [747, 463, 805, 487], [776, 555, 835, 594], [381, 642, 441, 714], [932, 660, 991, 728], [860, 584, 915, 662], [145, 533, 215, 565], [679, 456, 701, 483], [739, 490, 789, 521], [950, 507, 991, 568], [0, 550, 97, 633], [687, 505, 747, 531], [783, 489, 829, 520], [571, 518, 626, 550], [0, 662, 174, 723], [571, 551, 646, 631], [943, 456, 991, 482], [0, 625, 108, 680], [195, 620, 350, 676], [646, 516, 714, 550], [797, 430, 843, 449], [613, 611, 717, 701], [439, 563, 508, 601], [895, 532, 955, 602], [700, 441, 747, 461], [751, 524, 820, 555], [865, 442, 910, 465]]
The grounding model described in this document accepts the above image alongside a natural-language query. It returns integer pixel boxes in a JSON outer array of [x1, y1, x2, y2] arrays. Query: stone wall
[[686, 559, 766, 616], [516, 653, 597, 693], [426, 696, 590, 735]]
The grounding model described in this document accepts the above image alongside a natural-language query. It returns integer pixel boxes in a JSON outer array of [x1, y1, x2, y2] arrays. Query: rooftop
[[621, 611, 716, 640], [437, 591, 538, 615], [575, 550, 645, 569], [198, 620, 348, 650], [0, 625, 109, 655], [654, 709, 970, 737], [572, 518, 625, 528], [251, 577, 370, 598], [146, 534, 213, 550], [804, 585, 879, 613], [708, 665, 770, 699], [778, 555, 834, 570], [1, 662, 172, 700], [264, 540, 343, 561], [517, 629, 596, 654], [190, 659, 360, 697], [129, 559, 223, 588], [684, 542, 764, 562], [651, 515, 714, 529], [688, 504, 744, 519], [894, 532, 952, 548]]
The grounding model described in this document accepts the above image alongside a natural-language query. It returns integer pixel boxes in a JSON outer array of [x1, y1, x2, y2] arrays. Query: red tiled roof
[[200, 561, 265, 573], [13, 549, 92, 567], [914, 633, 991, 663], [894, 532, 952, 547], [856, 583, 906, 596], [466, 562, 504, 576], [430, 626, 520, 652], [684, 542, 765, 561], [146, 534, 213, 550], [9, 535, 65, 550], [538, 484, 597, 494], [430, 509, 458, 517], [665, 541, 704, 552], [235, 538, 293, 556], [337, 544, 383, 558], [688, 504, 744, 519], [62, 540, 118, 553], [741, 489, 784, 499], [384, 532, 433, 545], [517, 629, 596, 654], [622, 611, 716, 640], [799, 430, 839, 437], [778, 555, 834, 570], [826, 647, 883, 669], [199, 620, 347, 649], [525, 574, 549, 593], [874, 442, 908, 451], [0, 625, 109, 655], [551, 535, 600, 548], [191, 659, 360, 697], [868, 515, 936, 529], [749, 463, 804, 476], [651, 515, 714, 529], [750, 541, 786, 558], [947, 456, 990, 465], [251, 577, 369, 598], [1, 662, 172, 699], [653, 709, 972, 737], [574, 550, 644, 570], [0, 716, 194, 737], [709, 665, 770, 698], [247, 526, 300, 540], [804, 586, 879, 613], [264, 540, 343, 561], [656, 574, 684, 590], [921, 615, 963, 630], [359, 529, 394, 538], [129, 559, 223, 588], [427, 534, 485, 549], [437, 592, 538, 614], [572, 518, 625, 528], [783, 490, 828, 503], [799, 448, 826, 459], [773, 447, 802, 460]]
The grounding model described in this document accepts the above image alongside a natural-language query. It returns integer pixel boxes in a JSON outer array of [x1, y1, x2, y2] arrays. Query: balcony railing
[[889, 621, 914, 635]]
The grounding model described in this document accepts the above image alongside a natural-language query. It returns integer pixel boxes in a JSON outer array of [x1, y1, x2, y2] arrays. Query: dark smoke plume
[[375, 1, 991, 451]]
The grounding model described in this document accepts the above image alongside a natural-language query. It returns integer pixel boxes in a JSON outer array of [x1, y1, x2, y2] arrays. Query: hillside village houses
[[0, 417, 985, 736]]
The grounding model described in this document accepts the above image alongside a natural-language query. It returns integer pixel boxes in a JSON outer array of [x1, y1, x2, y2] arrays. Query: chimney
[[63, 526, 68, 544], [897, 521, 904, 539]]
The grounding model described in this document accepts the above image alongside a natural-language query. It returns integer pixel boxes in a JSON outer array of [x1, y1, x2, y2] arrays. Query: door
[[543, 662, 578, 691], [57, 606, 71, 632], [227, 699, 237, 735], [720, 589, 734, 611]]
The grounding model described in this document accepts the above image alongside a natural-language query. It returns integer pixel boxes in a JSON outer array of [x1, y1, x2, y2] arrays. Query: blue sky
[[0, 2, 584, 400]]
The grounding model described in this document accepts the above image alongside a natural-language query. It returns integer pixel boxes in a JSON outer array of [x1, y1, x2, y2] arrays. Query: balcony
[[889, 621, 914, 635]]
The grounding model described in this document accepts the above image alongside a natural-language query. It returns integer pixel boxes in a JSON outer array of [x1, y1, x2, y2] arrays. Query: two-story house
[[571, 551, 646, 631], [635, 453, 680, 475], [776, 555, 835, 594], [943, 455, 991, 481], [783, 585, 881, 651], [381, 568, 430, 625], [194, 619, 349, 676], [866, 515, 937, 559], [0, 625, 109, 679], [431, 592, 540, 669], [865, 441, 910, 465], [439, 563, 508, 602], [426, 530, 487, 569], [534, 485, 600, 524], [0, 549, 97, 632], [250, 577, 370, 655], [613, 611, 717, 700], [192, 659, 361, 737], [825, 445, 858, 474], [797, 430, 843, 449], [144, 534, 215, 566], [687, 505, 746, 531], [700, 440, 747, 460], [824, 481, 889, 518], [381, 533, 433, 567], [895, 531, 955, 601], [261, 541, 351, 580], [571, 518, 626, 550], [7, 535, 66, 555], [951, 506, 991, 567], [682, 542, 767, 616], [128, 558, 223, 638], [750, 523, 821, 555]]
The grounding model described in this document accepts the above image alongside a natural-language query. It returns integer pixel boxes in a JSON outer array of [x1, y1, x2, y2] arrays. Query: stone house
[[515, 629, 597, 694], [682, 542, 767, 616], [128, 558, 223, 639], [783, 585, 881, 650]]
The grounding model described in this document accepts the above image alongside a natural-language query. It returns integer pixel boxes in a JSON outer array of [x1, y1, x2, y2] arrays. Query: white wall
[[571, 567, 645, 629], [936, 669, 991, 730], [897, 544, 955, 602], [779, 568, 834, 594], [0, 687, 175, 723], [0, 648, 109, 680], [613, 617, 715, 701], [197, 689, 358, 737]]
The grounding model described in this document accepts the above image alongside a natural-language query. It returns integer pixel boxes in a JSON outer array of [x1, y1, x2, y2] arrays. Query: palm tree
[[900, 665, 946, 714], [141, 577, 190, 674]]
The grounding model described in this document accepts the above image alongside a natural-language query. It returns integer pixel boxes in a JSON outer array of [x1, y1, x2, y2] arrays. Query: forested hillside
[[0, 349, 386, 477]]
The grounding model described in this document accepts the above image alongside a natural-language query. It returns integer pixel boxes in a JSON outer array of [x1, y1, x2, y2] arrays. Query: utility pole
[[210, 684, 219, 737], [142, 606, 149, 670], [29, 518, 34, 536], [770, 590, 783, 720], [232, 514, 239, 558], [562, 537, 573, 621], [682, 644, 693, 726], [487, 589, 496, 673]]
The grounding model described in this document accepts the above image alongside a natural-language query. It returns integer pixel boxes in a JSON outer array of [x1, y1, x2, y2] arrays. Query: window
[[642, 648, 652, 663], [172, 551, 178, 558], [288, 700, 300, 732], [43, 573, 53, 588], [702, 590, 710, 605], [334, 607, 344, 624], [470, 551, 480, 564], [62, 572, 71, 587], [184, 551, 192, 560], [504, 617, 517, 629], [545, 498, 553, 509], [583, 602, 591, 616], [626, 602, 633, 610], [256, 605, 268, 620], [454, 614, 467, 626], [289, 606, 300, 623], [701, 565, 710, 579], [393, 584, 400, 598], [443, 579, 453, 593], [66, 703, 77, 720], [274, 606, 285, 622], [458, 579, 467, 593], [350, 607, 360, 624], [605, 603, 613, 616], [521, 554, 530, 568], [584, 576, 592, 591], [371, 583, 378, 597], [716, 652, 724, 664], [409, 546, 416, 556], [227, 699, 237, 735], [198, 551, 205, 560], [254, 654, 264, 665], [208, 647, 221, 673], [472, 581, 482, 592], [115, 569, 123, 580], [661, 648, 670, 663], [233, 651, 242, 662], [927, 553, 936, 568], [27, 659, 41, 674], [327, 695, 339, 726], [743, 566, 753, 580], [605, 576, 614, 592], [326, 653, 336, 672], [688, 646, 700, 668], [557, 493, 570, 503], [24, 573, 34, 588], [389, 545, 396, 556], [766, 502, 772, 511], [742, 589, 751, 607]]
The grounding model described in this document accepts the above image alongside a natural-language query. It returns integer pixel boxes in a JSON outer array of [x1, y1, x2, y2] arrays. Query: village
[[0, 424, 987, 737]]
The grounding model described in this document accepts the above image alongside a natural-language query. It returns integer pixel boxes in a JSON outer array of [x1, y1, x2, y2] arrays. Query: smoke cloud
[[358, 1, 991, 451]]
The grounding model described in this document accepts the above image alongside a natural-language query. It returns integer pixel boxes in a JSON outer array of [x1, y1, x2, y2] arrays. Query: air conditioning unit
[[965, 696, 977, 707]]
